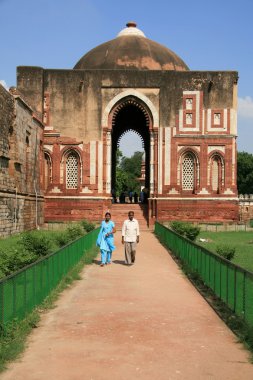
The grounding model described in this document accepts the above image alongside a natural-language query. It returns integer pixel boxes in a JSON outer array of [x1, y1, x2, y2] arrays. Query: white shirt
[[122, 218, 140, 242]]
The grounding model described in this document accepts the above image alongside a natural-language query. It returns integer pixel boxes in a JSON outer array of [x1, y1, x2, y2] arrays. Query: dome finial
[[117, 22, 146, 38], [126, 21, 137, 28]]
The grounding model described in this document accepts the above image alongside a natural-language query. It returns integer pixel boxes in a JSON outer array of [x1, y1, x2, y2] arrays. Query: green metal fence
[[0, 228, 99, 326], [155, 222, 253, 328]]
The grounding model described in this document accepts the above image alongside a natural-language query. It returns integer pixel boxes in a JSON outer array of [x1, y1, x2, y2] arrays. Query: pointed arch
[[117, 130, 145, 150], [102, 89, 159, 128], [178, 148, 200, 192], [209, 152, 225, 193], [61, 148, 82, 189], [108, 96, 152, 195]]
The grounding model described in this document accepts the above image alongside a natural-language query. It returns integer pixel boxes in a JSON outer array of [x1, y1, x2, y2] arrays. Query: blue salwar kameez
[[96, 220, 115, 265]]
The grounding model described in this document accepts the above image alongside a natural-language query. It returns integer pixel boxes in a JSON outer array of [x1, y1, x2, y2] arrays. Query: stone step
[[110, 203, 149, 230], [110, 205, 147, 210], [113, 220, 148, 226], [111, 213, 148, 218]]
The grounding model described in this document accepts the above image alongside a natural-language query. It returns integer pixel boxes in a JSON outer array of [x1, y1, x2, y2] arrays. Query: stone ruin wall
[[239, 195, 253, 223], [0, 84, 44, 237]]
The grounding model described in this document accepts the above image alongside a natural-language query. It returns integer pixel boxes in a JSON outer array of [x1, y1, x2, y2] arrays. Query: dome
[[74, 22, 189, 71]]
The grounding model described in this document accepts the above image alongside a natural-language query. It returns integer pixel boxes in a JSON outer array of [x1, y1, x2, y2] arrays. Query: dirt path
[[2, 232, 253, 380]]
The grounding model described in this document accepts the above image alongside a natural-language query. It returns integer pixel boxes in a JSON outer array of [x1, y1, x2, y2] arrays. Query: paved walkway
[[2, 232, 253, 380]]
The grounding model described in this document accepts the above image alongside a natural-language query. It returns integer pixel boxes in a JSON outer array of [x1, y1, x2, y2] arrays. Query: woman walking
[[96, 212, 116, 266]]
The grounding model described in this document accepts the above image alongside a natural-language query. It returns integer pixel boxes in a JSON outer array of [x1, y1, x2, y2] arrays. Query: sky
[[1, 0, 253, 156]]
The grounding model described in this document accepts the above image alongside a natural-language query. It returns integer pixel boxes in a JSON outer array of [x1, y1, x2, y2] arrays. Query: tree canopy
[[115, 150, 143, 196], [237, 151, 253, 195]]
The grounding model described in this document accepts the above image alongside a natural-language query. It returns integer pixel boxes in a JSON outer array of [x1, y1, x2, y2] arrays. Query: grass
[[0, 246, 98, 372], [0, 230, 63, 253], [197, 231, 253, 272], [0, 234, 20, 251], [0, 227, 88, 278]]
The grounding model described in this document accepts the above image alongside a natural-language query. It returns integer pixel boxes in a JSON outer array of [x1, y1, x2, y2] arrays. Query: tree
[[115, 150, 143, 196], [116, 149, 123, 167], [115, 168, 129, 195], [120, 151, 143, 178], [237, 151, 253, 194]]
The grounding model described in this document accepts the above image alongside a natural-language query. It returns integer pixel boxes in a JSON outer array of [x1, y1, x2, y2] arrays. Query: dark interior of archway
[[111, 104, 150, 194]]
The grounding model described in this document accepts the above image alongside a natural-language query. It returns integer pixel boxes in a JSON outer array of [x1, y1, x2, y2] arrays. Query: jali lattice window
[[182, 154, 194, 190], [66, 153, 79, 189]]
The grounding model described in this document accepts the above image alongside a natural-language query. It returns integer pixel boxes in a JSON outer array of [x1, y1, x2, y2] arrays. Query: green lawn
[[0, 230, 61, 253], [0, 229, 82, 278], [197, 231, 253, 273]]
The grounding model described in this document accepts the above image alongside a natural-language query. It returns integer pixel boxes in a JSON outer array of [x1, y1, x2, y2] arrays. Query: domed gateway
[[74, 22, 188, 71], [17, 22, 239, 224]]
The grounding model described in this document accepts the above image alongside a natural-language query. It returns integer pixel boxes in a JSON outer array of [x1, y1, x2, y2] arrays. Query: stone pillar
[[164, 127, 171, 186], [98, 141, 103, 194], [158, 127, 163, 194], [153, 130, 158, 197], [90, 141, 96, 185], [150, 132, 154, 196], [106, 131, 111, 194]]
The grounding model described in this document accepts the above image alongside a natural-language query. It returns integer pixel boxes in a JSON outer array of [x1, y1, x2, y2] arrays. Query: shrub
[[170, 221, 200, 241], [184, 225, 201, 241], [54, 232, 71, 247], [0, 247, 37, 277], [80, 219, 96, 233], [170, 221, 186, 236], [66, 224, 83, 241], [216, 244, 236, 261], [19, 232, 52, 257]]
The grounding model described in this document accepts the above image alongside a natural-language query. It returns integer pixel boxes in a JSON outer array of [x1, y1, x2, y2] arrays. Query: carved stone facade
[[13, 22, 239, 225], [0, 84, 44, 237]]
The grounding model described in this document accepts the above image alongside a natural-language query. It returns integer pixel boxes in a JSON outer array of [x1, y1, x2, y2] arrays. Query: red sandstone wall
[[44, 198, 111, 223], [155, 199, 239, 223]]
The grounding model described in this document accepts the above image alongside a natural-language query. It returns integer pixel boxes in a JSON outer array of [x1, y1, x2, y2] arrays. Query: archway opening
[[118, 130, 144, 158], [111, 99, 151, 202]]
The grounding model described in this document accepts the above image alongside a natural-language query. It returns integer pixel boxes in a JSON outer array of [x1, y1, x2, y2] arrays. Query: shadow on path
[[92, 259, 101, 266], [112, 259, 126, 265], [93, 259, 126, 266]]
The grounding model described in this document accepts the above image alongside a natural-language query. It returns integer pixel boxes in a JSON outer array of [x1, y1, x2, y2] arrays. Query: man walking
[[122, 211, 140, 265]]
